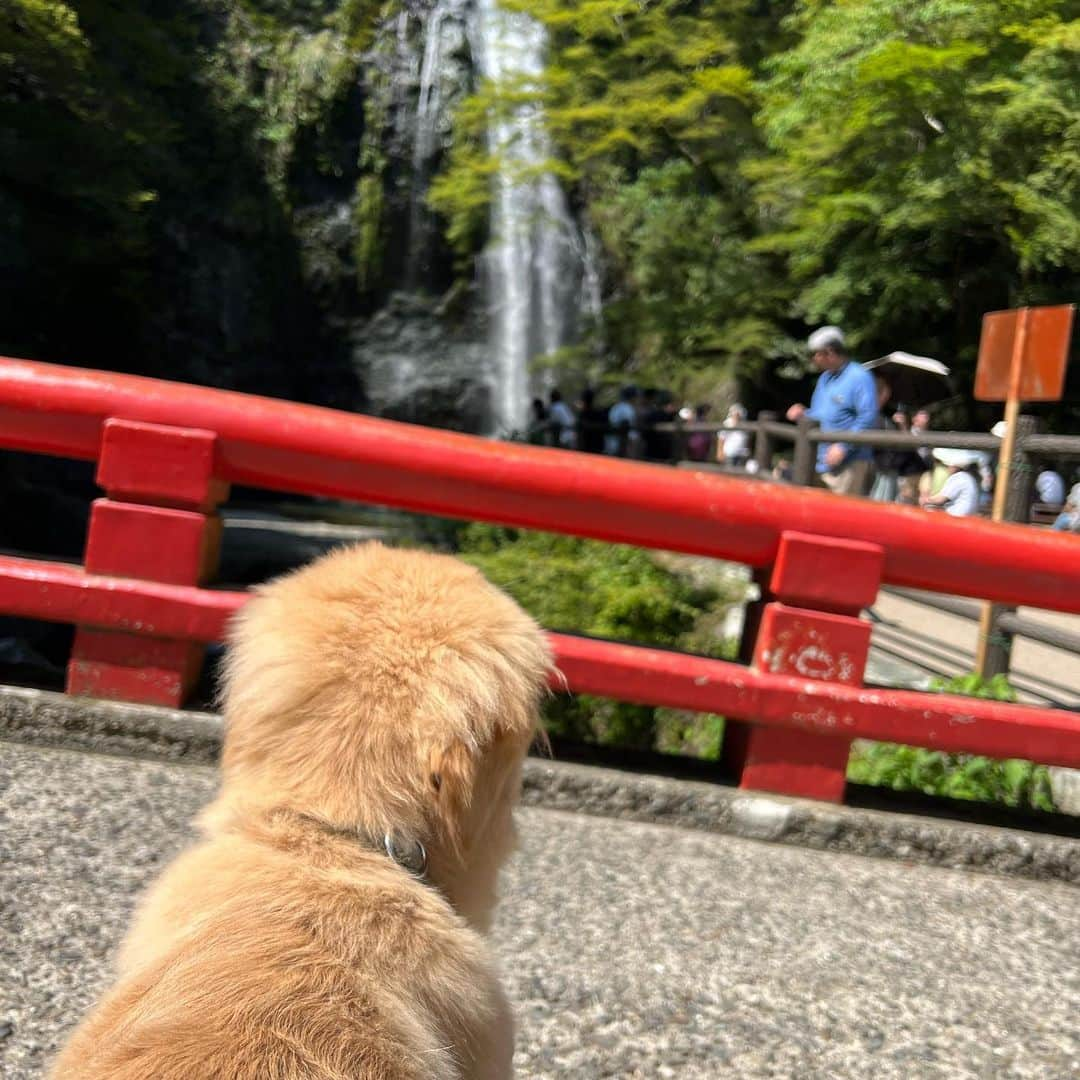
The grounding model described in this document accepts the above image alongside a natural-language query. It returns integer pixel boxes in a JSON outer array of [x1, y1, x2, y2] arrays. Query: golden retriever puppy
[[50, 542, 551, 1080]]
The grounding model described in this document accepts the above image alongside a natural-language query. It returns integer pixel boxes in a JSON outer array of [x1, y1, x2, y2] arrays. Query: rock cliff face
[[342, 0, 495, 431], [339, 0, 593, 435], [1, 0, 593, 436], [1, 0, 597, 565]]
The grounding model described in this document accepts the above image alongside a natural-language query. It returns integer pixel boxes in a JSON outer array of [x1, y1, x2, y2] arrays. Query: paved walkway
[[3, 741, 1078, 1079], [870, 591, 1080, 708]]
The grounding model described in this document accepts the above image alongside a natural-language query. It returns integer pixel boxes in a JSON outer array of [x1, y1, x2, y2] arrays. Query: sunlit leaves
[[751, 0, 1080, 366]]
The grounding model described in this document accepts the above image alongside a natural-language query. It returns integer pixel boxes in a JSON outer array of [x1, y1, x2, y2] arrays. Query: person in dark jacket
[[869, 379, 923, 502], [576, 388, 607, 454]]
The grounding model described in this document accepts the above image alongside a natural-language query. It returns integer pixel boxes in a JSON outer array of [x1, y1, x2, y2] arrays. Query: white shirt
[[1035, 470, 1066, 505], [939, 470, 979, 516], [721, 428, 750, 462]]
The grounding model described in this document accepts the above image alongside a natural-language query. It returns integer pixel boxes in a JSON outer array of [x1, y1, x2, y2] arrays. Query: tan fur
[[50, 543, 551, 1079]]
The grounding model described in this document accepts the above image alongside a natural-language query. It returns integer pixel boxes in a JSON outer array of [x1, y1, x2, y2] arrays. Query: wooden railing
[[1, 355, 1079, 806]]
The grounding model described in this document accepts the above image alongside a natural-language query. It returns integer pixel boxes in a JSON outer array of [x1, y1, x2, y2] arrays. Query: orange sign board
[[975, 304, 1074, 401]]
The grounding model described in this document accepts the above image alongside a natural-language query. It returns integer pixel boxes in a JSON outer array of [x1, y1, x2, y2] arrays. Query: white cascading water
[[369, 1, 595, 433], [468, 0, 586, 436], [407, 0, 467, 286]]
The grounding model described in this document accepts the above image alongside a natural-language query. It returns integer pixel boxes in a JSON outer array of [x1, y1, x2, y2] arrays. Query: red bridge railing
[[2, 355, 1079, 804]]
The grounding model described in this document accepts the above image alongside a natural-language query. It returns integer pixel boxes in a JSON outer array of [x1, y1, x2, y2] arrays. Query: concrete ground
[[3, 741, 1079, 1079]]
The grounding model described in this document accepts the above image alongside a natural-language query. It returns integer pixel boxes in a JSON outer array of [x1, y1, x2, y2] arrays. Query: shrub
[[847, 675, 1056, 812], [458, 524, 733, 753]]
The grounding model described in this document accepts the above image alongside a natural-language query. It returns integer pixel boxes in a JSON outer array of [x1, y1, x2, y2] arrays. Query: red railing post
[[66, 419, 228, 706], [723, 531, 884, 802]]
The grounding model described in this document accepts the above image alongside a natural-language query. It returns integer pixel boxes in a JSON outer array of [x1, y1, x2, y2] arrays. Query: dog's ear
[[427, 740, 477, 856]]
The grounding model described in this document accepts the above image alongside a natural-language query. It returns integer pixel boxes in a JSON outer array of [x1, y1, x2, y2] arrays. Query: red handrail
[[0, 554, 242, 642], [2, 356, 1079, 613], [2, 553, 1077, 767]]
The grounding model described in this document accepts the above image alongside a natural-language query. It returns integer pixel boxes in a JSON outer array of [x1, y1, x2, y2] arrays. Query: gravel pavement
[[2, 741, 1079, 1079]]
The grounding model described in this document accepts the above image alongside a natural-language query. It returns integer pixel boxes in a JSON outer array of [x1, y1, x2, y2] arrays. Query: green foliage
[[459, 523, 716, 646], [1, 0, 394, 384], [655, 708, 727, 761], [427, 94, 502, 260], [847, 674, 1057, 812], [457, 524, 732, 751], [589, 161, 784, 381], [750, 0, 1080, 380], [430, 0, 1080, 405], [430, 0, 782, 385], [847, 742, 1056, 811], [206, 2, 386, 201], [0, 1, 182, 271], [5, 0, 1079, 422], [1, 1, 210, 370], [352, 173, 385, 293], [499, 0, 753, 179], [930, 672, 1019, 702]]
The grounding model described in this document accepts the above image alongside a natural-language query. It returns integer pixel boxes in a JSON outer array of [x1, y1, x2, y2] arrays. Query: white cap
[[808, 326, 845, 352], [990, 421, 1007, 439], [933, 448, 981, 468]]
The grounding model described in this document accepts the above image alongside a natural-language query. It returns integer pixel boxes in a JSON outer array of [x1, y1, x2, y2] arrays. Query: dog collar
[[280, 811, 429, 880], [380, 831, 429, 878]]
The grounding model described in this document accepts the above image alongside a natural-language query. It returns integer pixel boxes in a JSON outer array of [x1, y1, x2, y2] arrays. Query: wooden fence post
[[671, 416, 687, 464], [737, 569, 771, 666], [792, 416, 818, 486], [66, 419, 228, 706], [723, 531, 883, 802], [753, 411, 777, 473], [980, 414, 1041, 679]]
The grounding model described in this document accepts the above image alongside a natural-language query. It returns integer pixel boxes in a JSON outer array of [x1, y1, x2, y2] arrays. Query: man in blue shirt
[[787, 326, 877, 496]]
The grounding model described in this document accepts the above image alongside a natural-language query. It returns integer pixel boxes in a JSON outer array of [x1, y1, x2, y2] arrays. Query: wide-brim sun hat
[[933, 448, 981, 468]]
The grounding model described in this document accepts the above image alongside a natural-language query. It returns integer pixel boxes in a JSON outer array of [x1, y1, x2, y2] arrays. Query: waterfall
[[469, 0, 586, 436], [580, 225, 604, 328], [358, 1, 594, 436], [407, 0, 468, 286]]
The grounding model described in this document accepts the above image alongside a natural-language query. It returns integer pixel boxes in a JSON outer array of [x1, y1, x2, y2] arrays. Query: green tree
[[431, 1, 753, 215], [430, 1, 787, 387], [0, 1, 183, 354], [750, 0, 1080, 385], [1, 1, 390, 397], [458, 524, 727, 750], [589, 160, 785, 385]]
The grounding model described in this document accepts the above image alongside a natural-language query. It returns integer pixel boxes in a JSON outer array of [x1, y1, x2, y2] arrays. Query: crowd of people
[[528, 386, 755, 466], [783, 326, 1078, 526], [524, 325, 1078, 531], [527, 385, 700, 461]]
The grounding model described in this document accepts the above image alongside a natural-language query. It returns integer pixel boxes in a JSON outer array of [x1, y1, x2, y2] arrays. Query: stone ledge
[[2, 683, 1077, 885]]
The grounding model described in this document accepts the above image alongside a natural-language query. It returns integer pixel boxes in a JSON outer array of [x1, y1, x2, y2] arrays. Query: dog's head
[[212, 542, 551, 928]]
